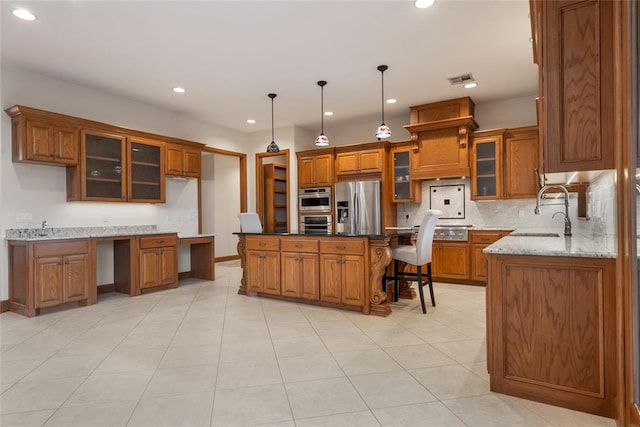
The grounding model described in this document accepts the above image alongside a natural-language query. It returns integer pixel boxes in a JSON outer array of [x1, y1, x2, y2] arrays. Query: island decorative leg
[[368, 236, 392, 317], [236, 236, 247, 295]]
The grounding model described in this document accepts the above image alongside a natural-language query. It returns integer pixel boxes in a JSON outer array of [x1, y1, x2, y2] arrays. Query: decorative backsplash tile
[[399, 171, 617, 239]]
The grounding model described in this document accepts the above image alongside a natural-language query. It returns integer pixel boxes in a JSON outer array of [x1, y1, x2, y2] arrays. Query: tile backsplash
[[398, 170, 617, 237]]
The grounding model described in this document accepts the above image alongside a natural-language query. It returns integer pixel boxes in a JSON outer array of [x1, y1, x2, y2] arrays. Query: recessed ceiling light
[[414, 0, 435, 9], [463, 82, 477, 89], [172, 87, 186, 93], [246, 119, 256, 124], [386, 99, 397, 104], [324, 111, 333, 116], [12, 8, 36, 21]]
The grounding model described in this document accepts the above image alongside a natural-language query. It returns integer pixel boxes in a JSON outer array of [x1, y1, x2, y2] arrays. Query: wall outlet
[[16, 212, 32, 223], [518, 209, 525, 218], [102, 214, 110, 222]]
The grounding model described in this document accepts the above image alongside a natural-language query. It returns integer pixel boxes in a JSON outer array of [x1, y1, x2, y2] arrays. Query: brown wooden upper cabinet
[[67, 130, 165, 203], [335, 148, 383, 177], [5, 105, 80, 166], [165, 143, 201, 178], [470, 126, 539, 201], [297, 152, 333, 188], [471, 130, 504, 200], [504, 126, 539, 199], [535, 0, 614, 172], [390, 144, 421, 203], [404, 97, 478, 180]]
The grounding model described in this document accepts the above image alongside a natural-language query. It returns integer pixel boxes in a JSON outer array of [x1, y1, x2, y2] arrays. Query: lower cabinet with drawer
[[138, 234, 178, 292], [8, 239, 93, 317], [281, 238, 319, 299], [246, 236, 281, 295], [469, 231, 511, 282], [429, 230, 512, 284], [319, 238, 366, 307]]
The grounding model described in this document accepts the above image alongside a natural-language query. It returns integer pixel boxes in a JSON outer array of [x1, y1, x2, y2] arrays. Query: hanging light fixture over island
[[375, 65, 392, 140], [314, 80, 329, 147]]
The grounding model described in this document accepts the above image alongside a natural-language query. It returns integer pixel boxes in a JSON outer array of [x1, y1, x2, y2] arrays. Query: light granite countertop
[[483, 229, 617, 259], [5, 226, 216, 242]]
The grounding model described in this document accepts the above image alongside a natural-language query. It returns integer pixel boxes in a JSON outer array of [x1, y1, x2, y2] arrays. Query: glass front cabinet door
[[67, 130, 165, 203], [391, 145, 421, 203], [471, 130, 504, 200]]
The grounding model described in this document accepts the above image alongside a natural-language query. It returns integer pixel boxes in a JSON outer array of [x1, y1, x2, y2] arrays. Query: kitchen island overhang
[[234, 232, 392, 316]]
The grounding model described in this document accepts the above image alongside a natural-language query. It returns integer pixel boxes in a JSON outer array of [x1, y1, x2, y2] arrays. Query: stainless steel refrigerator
[[335, 180, 381, 235]]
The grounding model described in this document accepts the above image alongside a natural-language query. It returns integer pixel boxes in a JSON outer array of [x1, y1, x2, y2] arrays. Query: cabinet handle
[[259, 242, 266, 247], [156, 240, 165, 244], [295, 244, 303, 248], [336, 245, 346, 250]]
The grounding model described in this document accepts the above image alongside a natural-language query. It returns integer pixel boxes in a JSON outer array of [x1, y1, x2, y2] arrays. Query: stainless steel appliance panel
[[298, 187, 331, 212], [335, 180, 381, 235], [299, 215, 332, 234]]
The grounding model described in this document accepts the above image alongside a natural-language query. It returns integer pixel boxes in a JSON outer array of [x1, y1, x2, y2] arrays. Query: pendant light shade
[[375, 65, 392, 140], [314, 80, 329, 147], [266, 93, 280, 153]]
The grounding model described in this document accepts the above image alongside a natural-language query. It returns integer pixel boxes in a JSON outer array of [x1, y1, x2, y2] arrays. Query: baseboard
[[0, 300, 9, 313], [178, 271, 192, 280], [97, 283, 116, 294], [215, 255, 240, 263]]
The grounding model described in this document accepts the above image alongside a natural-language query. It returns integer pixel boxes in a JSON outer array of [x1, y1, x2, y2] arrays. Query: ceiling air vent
[[448, 73, 474, 86]]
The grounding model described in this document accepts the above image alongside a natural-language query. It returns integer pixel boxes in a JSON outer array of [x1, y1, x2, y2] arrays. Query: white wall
[[474, 95, 538, 131], [0, 66, 251, 299], [212, 154, 241, 257]]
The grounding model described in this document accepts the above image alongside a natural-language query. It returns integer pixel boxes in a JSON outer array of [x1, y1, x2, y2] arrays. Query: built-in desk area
[[6, 226, 215, 317]]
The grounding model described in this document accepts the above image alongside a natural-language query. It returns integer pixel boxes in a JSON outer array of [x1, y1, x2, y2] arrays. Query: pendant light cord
[[381, 69, 385, 124], [320, 84, 324, 133], [268, 93, 277, 142], [377, 65, 388, 124]]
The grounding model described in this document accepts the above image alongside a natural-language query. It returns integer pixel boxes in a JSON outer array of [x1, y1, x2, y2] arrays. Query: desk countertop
[[6, 226, 216, 242]]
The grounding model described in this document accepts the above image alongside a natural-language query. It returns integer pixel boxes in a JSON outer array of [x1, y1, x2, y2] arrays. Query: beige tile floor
[[0, 261, 616, 427]]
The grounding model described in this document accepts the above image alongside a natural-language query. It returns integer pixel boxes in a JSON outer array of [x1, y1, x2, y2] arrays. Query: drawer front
[[139, 234, 178, 249], [34, 240, 89, 257], [281, 239, 319, 253], [470, 231, 503, 244], [246, 236, 280, 251], [319, 239, 365, 255]]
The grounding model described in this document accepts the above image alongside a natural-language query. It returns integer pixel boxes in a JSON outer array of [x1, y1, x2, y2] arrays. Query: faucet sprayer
[[534, 185, 572, 236]]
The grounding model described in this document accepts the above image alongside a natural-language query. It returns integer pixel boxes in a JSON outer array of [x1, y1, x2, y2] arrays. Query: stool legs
[[417, 265, 426, 314], [385, 260, 436, 313], [427, 263, 436, 308]]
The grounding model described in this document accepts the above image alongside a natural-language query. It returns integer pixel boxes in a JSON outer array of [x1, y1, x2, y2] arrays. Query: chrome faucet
[[535, 185, 572, 236], [38, 220, 49, 236]]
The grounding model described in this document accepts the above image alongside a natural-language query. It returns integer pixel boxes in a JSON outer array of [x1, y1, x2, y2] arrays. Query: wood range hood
[[403, 96, 479, 180]]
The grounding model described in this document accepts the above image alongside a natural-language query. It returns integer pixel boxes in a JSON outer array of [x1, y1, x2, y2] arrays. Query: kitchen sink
[[510, 232, 560, 237]]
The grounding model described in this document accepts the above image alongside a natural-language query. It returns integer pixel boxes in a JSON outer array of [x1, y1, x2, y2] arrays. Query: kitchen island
[[235, 232, 392, 316], [484, 231, 617, 418]]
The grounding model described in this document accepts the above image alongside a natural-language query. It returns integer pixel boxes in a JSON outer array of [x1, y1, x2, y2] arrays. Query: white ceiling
[[1, 0, 538, 134]]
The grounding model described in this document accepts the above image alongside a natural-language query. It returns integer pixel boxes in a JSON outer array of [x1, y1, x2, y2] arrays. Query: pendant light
[[266, 93, 280, 153], [314, 81, 329, 147], [375, 65, 392, 140]]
